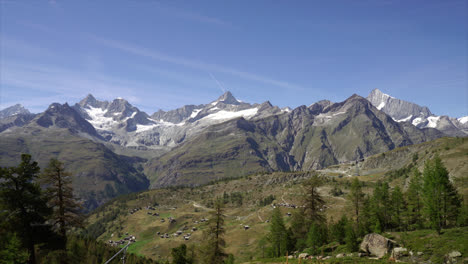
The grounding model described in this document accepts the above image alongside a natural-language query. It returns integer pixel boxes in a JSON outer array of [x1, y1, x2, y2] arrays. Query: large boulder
[[360, 233, 398, 258]]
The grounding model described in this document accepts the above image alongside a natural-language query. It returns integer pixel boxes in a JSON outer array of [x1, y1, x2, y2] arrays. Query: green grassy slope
[[87, 137, 468, 263], [0, 128, 149, 211]]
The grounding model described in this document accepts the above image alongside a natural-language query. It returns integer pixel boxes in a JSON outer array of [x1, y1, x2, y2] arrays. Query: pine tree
[[41, 159, 83, 243], [201, 199, 226, 264], [267, 207, 288, 257], [348, 178, 364, 226], [0, 154, 51, 264], [303, 173, 325, 224]]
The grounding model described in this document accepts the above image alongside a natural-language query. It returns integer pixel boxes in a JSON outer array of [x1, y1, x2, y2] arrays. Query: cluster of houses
[[157, 225, 198, 240], [108, 233, 136, 247], [129, 207, 142, 215], [272, 202, 301, 209]]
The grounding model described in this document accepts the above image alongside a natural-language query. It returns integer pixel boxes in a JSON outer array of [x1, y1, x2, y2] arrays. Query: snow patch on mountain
[[202, 108, 258, 121], [85, 106, 117, 130], [458, 116, 468, 124], [412, 117, 423, 126], [377, 102, 385, 110], [190, 109, 202, 118], [394, 115, 412, 122], [427, 116, 440, 128]]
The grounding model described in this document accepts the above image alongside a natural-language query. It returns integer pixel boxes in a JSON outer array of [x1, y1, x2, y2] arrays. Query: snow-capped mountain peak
[[367, 89, 467, 136]]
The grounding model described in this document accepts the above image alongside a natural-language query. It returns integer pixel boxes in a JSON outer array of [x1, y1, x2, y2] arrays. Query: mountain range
[[0, 89, 465, 208]]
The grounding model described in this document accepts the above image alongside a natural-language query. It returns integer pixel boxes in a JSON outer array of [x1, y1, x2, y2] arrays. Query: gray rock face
[[367, 88, 431, 120], [0, 104, 31, 119], [71, 92, 282, 151], [360, 233, 397, 258], [35, 103, 101, 138], [147, 94, 443, 188], [367, 88, 467, 136]]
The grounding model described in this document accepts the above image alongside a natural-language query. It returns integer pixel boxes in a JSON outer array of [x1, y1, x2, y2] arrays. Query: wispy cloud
[[208, 72, 226, 93], [92, 36, 305, 91]]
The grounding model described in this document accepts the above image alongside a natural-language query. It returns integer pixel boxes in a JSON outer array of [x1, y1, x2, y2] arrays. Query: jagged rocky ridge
[[145, 94, 443, 188], [0, 90, 460, 194], [367, 88, 468, 136]]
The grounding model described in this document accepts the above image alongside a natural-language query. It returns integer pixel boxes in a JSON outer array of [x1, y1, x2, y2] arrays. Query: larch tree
[[201, 198, 226, 264], [41, 159, 83, 242], [348, 178, 364, 227], [422, 155, 461, 234], [303, 173, 326, 224], [406, 168, 423, 230], [267, 207, 288, 257]]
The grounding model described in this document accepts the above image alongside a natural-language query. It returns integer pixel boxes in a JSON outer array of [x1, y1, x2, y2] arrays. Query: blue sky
[[1, 0, 466, 117]]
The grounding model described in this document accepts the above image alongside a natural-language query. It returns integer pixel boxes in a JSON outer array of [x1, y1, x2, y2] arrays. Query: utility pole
[[104, 242, 131, 264]]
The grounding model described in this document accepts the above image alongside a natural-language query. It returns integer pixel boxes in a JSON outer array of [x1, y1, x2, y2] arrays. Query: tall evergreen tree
[[0, 154, 51, 264], [267, 207, 288, 257], [171, 244, 187, 264], [344, 222, 358, 252], [422, 155, 461, 234], [306, 222, 327, 255], [406, 168, 423, 230], [41, 159, 83, 242], [201, 199, 226, 264], [390, 186, 405, 231], [371, 181, 391, 232], [348, 178, 364, 226], [303, 173, 325, 224], [289, 210, 308, 250]]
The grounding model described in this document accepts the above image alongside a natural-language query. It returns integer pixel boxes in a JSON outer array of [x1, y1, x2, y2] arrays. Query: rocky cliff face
[[367, 88, 467, 136]]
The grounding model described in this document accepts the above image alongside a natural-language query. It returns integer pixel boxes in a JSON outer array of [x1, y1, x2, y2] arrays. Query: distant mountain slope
[[0, 104, 30, 118], [367, 88, 467, 136], [146, 94, 443, 188], [0, 103, 149, 211]]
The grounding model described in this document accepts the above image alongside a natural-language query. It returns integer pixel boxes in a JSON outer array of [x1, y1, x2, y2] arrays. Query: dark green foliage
[[406, 168, 423, 230], [344, 223, 358, 252], [390, 186, 405, 231], [171, 244, 187, 264], [329, 185, 344, 196], [0, 154, 52, 263], [306, 222, 327, 254], [0, 233, 30, 264], [371, 181, 391, 232], [330, 215, 348, 244], [348, 178, 364, 226], [266, 207, 288, 257], [225, 254, 235, 264], [289, 210, 308, 250], [41, 159, 83, 242], [422, 155, 461, 233], [259, 195, 275, 206]]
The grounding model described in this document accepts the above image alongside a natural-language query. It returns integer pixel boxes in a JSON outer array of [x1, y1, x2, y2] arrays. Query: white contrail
[[208, 72, 226, 93]]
